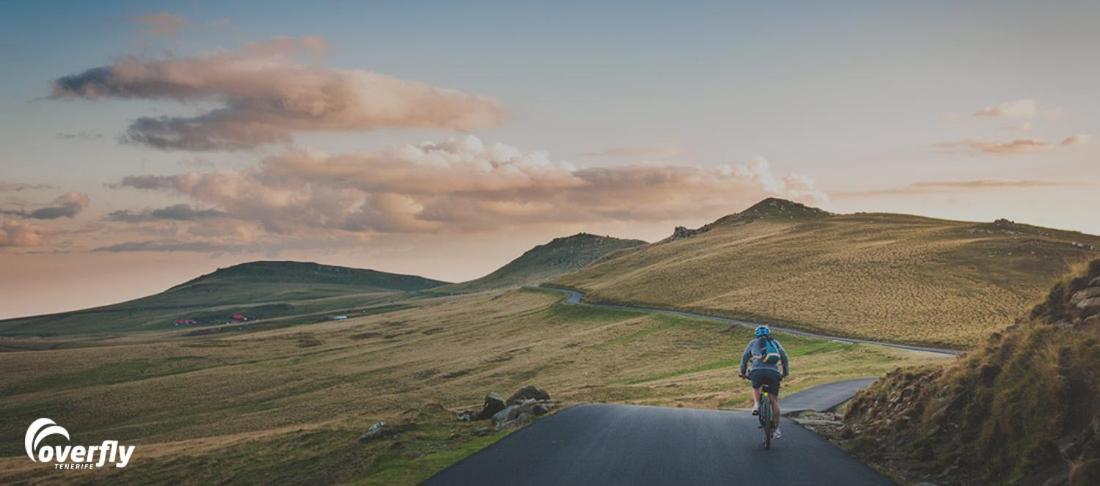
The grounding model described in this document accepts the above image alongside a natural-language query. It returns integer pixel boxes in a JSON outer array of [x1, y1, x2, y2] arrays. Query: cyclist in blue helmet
[[739, 325, 790, 439]]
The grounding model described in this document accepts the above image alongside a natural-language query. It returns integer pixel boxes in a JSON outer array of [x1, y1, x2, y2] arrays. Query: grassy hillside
[[839, 260, 1100, 485], [554, 198, 1100, 347], [0, 289, 944, 484], [0, 261, 446, 337], [435, 233, 645, 293]]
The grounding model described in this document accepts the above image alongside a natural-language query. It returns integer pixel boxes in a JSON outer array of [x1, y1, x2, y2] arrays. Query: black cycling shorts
[[748, 369, 782, 396]]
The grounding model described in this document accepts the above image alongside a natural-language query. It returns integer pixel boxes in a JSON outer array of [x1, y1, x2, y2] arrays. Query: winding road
[[425, 288, 963, 484], [542, 287, 960, 357], [427, 380, 891, 486]]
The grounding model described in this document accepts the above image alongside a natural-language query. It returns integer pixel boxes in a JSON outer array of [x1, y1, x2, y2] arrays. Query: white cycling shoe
[[772, 428, 782, 440]]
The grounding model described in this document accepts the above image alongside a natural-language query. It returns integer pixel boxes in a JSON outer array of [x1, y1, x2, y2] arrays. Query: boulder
[[477, 393, 508, 420], [507, 385, 550, 405], [1078, 296, 1100, 309], [492, 404, 521, 424], [358, 421, 386, 444], [492, 405, 534, 429], [1071, 287, 1100, 305]]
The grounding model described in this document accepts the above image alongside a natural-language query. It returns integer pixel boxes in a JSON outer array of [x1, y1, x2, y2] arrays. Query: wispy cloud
[[582, 144, 681, 159], [0, 192, 89, 219], [0, 182, 54, 192], [56, 130, 105, 140], [835, 179, 1082, 198], [106, 204, 228, 223], [51, 38, 506, 151], [107, 136, 825, 247], [131, 13, 188, 36], [972, 99, 1039, 118], [933, 134, 1090, 155]]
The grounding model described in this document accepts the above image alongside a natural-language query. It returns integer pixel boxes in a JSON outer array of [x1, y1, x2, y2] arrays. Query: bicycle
[[759, 388, 776, 449], [741, 374, 777, 449]]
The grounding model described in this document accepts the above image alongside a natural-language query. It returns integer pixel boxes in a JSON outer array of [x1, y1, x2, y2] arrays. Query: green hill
[[435, 233, 646, 294], [553, 198, 1100, 347], [841, 260, 1100, 484], [0, 261, 447, 337]]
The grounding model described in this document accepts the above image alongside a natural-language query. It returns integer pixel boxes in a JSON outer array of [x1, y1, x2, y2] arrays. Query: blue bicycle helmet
[[754, 325, 770, 337]]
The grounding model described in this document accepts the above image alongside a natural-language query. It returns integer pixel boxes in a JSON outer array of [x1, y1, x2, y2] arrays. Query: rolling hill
[[435, 233, 646, 294], [840, 260, 1100, 485], [0, 261, 447, 336], [553, 198, 1100, 347]]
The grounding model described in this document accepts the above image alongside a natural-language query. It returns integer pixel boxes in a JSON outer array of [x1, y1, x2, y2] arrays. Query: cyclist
[[739, 325, 789, 439]]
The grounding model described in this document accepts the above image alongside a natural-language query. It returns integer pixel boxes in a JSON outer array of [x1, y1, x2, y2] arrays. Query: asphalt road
[[542, 287, 960, 357], [780, 378, 876, 414], [425, 403, 893, 486]]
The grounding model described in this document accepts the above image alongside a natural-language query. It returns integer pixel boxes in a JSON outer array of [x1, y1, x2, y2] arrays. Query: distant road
[[781, 378, 877, 413], [426, 402, 893, 486], [540, 287, 961, 357]]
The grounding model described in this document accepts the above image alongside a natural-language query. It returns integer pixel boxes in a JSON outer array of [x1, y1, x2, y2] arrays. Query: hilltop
[[668, 197, 831, 240], [436, 233, 646, 294], [554, 198, 1100, 347], [0, 261, 447, 336], [840, 260, 1100, 484], [171, 261, 446, 293]]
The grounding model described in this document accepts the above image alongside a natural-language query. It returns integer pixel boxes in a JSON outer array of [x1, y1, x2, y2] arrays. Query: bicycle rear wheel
[[760, 394, 773, 449]]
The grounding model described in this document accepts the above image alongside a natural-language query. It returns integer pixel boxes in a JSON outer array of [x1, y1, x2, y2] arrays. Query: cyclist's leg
[[766, 372, 782, 427], [748, 370, 763, 413]]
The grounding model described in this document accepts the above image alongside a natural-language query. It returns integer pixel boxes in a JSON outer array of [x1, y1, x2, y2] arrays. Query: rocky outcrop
[[457, 385, 555, 429], [506, 385, 550, 405], [492, 399, 551, 430], [358, 421, 386, 443], [457, 393, 507, 421], [838, 260, 1100, 485]]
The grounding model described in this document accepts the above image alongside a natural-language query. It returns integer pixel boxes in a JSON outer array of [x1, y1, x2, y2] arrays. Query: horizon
[[3, 1, 1099, 318], [3, 195, 1093, 320]]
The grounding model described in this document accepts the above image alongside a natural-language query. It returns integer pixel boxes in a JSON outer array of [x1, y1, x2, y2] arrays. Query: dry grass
[[555, 213, 1100, 347], [0, 289, 943, 484]]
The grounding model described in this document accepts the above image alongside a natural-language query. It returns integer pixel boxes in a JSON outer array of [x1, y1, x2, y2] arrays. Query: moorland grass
[[555, 213, 1099, 347], [0, 289, 944, 484]]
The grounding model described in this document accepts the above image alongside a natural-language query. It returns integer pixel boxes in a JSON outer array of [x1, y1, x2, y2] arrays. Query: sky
[[1, 1, 1098, 318]]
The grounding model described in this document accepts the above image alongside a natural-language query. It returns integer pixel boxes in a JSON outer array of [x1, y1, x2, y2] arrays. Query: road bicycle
[[741, 374, 777, 449], [758, 388, 776, 449]]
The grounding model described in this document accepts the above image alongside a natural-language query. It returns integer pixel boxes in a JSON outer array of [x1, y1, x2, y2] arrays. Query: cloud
[[107, 204, 228, 223], [56, 130, 105, 140], [0, 220, 42, 247], [0, 192, 89, 219], [582, 145, 681, 159], [835, 179, 1081, 198], [933, 134, 1091, 155], [109, 136, 826, 240], [973, 99, 1039, 118], [0, 182, 54, 192], [51, 38, 506, 151], [132, 13, 188, 36], [96, 240, 237, 253]]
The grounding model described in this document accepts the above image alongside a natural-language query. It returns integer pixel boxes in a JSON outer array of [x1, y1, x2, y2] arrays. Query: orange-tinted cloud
[[0, 181, 54, 192], [582, 144, 681, 159], [972, 99, 1039, 118], [132, 13, 187, 36], [107, 137, 825, 247], [51, 38, 506, 151], [0, 192, 89, 219], [934, 134, 1091, 155], [0, 220, 42, 247]]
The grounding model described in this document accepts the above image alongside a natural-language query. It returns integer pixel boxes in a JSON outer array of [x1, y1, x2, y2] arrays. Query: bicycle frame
[[759, 390, 775, 449]]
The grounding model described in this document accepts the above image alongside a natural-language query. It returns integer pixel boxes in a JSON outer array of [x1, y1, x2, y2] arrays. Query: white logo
[[24, 418, 135, 469]]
